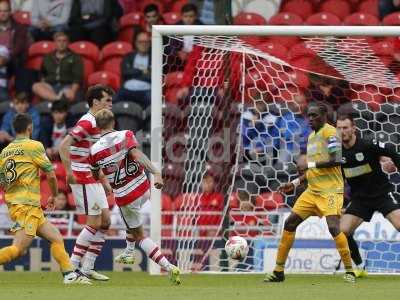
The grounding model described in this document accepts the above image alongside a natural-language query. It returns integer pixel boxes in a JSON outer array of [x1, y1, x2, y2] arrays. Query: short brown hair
[[337, 114, 354, 124], [53, 31, 68, 41], [14, 92, 29, 103], [95, 109, 115, 130], [86, 84, 115, 107], [13, 113, 32, 134]]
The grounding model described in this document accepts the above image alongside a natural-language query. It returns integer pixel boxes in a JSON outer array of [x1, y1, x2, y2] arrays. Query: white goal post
[[150, 25, 400, 275]]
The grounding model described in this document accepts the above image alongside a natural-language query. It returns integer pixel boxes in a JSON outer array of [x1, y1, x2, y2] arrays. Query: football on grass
[[225, 236, 249, 260]]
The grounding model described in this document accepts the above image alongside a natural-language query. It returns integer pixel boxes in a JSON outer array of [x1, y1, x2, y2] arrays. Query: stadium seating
[[256, 42, 289, 61], [382, 12, 400, 25], [26, 41, 56, 70], [305, 12, 342, 26], [88, 71, 121, 91], [319, 0, 352, 20], [171, 0, 189, 13], [255, 192, 284, 210], [358, 0, 379, 17], [100, 41, 132, 76], [233, 12, 267, 25], [163, 12, 180, 24], [268, 12, 303, 25], [69, 41, 100, 86], [281, 0, 314, 20], [12, 10, 31, 25], [113, 101, 144, 131], [344, 12, 380, 26], [118, 12, 143, 43]]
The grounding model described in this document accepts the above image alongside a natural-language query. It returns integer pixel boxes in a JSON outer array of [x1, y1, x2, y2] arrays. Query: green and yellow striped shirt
[[0, 137, 53, 206]]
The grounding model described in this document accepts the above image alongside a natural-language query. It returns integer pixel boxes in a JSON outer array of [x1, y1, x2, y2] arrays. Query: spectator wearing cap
[[39, 99, 74, 160], [32, 31, 83, 102], [117, 31, 151, 107], [0, 92, 40, 146], [30, 0, 72, 41]]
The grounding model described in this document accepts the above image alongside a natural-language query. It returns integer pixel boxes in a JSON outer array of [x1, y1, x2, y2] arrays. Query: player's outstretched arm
[[59, 135, 76, 184], [129, 148, 163, 189]]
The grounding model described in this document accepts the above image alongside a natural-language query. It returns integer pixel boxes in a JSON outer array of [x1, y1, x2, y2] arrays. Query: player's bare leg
[[122, 225, 181, 285], [385, 209, 400, 230], [37, 221, 91, 285], [79, 210, 111, 281], [326, 215, 356, 283], [0, 229, 34, 265], [340, 214, 366, 278], [264, 212, 304, 283]]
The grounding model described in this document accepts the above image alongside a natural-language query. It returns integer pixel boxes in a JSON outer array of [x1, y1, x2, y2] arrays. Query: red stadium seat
[[306, 12, 342, 26], [88, 71, 120, 90], [101, 41, 132, 61], [267, 36, 300, 48], [353, 84, 385, 111], [288, 42, 318, 60], [28, 41, 56, 57], [255, 192, 284, 210], [12, 10, 31, 25], [268, 12, 303, 25], [69, 41, 100, 85], [165, 71, 184, 88], [320, 0, 352, 20], [161, 193, 174, 225], [371, 40, 395, 56], [233, 12, 267, 25], [163, 12, 180, 25], [281, 0, 314, 20], [118, 12, 143, 43], [69, 41, 100, 63], [382, 12, 400, 25], [26, 41, 55, 70], [101, 41, 132, 76], [358, 0, 379, 18], [171, 0, 189, 13], [256, 42, 288, 61], [344, 12, 380, 26]]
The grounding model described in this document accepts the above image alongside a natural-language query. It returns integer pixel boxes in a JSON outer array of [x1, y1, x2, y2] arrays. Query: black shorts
[[345, 191, 400, 221]]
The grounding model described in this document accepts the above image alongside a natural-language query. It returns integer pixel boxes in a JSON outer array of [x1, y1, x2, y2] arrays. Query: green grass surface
[[0, 272, 397, 300]]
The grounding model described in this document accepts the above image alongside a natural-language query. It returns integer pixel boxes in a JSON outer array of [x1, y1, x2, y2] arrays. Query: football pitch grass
[[0, 272, 398, 300]]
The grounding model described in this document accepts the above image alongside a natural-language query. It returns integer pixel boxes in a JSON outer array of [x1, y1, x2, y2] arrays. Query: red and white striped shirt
[[89, 130, 150, 206], [69, 112, 100, 184]]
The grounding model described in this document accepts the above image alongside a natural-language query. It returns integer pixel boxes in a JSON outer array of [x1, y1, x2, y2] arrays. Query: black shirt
[[341, 136, 400, 200]]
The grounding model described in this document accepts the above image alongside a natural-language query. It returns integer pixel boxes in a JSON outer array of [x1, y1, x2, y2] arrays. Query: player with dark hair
[[59, 84, 114, 281], [0, 113, 90, 284], [265, 103, 356, 283], [336, 114, 400, 276]]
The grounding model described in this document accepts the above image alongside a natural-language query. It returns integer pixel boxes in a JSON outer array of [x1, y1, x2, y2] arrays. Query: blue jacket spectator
[[242, 101, 279, 163], [0, 92, 40, 143], [274, 93, 311, 161]]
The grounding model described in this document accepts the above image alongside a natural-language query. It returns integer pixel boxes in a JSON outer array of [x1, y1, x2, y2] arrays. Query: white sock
[[71, 226, 97, 269], [81, 231, 105, 272], [139, 237, 173, 271], [126, 236, 136, 253]]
